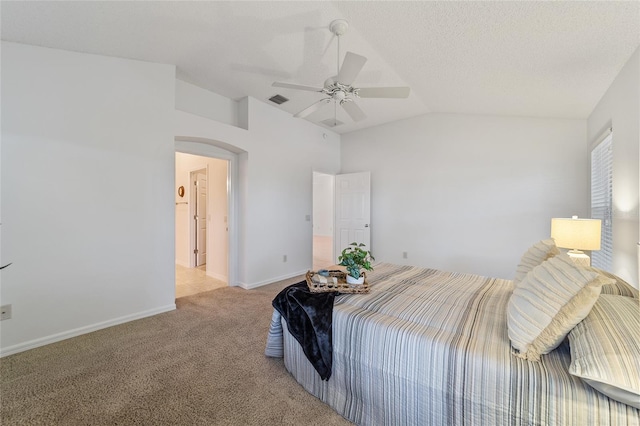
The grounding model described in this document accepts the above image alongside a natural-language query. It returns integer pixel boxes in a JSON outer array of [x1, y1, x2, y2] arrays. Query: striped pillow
[[568, 295, 640, 409], [513, 239, 560, 284], [507, 253, 613, 361], [591, 268, 639, 298]]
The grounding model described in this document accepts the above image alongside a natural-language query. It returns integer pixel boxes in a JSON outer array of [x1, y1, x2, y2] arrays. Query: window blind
[[590, 132, 613, 270]]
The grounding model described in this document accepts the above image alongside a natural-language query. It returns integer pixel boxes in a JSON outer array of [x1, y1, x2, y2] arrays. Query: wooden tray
[[306, 270, 370, 294]]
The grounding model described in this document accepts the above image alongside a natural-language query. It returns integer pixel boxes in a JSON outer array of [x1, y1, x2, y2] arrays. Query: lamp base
[[567, 250, 591, 267]]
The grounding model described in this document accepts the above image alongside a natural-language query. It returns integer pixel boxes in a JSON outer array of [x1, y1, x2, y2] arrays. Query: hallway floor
[[313, 235, 334, 271], [176, 264, 227, 298]]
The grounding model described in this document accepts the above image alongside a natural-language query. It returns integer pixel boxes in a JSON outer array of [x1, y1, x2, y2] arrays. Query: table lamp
[[550, 216, 601, 267]]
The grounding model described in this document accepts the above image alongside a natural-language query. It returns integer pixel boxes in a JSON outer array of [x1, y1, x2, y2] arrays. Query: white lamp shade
[[550, 217, 601, 251]]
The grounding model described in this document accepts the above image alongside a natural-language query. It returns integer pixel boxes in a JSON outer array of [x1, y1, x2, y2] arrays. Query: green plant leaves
[[338, 243, 374, 279]]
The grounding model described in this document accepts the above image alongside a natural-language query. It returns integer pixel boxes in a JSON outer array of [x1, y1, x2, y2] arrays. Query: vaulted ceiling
[[2, 1, 638, 134]]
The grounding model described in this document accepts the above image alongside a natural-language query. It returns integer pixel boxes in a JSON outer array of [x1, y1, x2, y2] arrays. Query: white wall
[[1, 41, 341, 355], [175, 79, 239, 128], [341, 113, 587, 279], [242, 99, 342, 285], [1, 42, 176, 355], [174, 152, 228, 281], [588, 47, 639, 288], [313, 172, 334, 237], [175, 155, 191, 268]]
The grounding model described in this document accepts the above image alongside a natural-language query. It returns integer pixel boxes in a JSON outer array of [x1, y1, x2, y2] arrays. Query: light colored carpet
[[0, 277, 352, 425]]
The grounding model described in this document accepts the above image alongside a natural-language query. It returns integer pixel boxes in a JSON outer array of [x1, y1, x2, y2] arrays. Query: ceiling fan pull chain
[[335, 30, 340, 126], [337, 33, 340, 76]]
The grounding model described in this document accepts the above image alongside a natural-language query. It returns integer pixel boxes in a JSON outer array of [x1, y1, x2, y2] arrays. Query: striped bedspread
[[265, 263, 640, 425]]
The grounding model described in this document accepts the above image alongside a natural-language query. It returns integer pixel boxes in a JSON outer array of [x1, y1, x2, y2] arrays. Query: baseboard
[[0, 304, 176, 358], [207, 271, 228, 282], [237, 269, 307, 290]]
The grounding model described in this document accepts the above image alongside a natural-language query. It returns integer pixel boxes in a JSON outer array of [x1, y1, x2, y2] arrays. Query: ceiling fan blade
[[337, 52, 367, 86], [294, 98, 332, 118], [357, 87, 410, 98], [272, 82, 324, 92], [341, 101, 366, 122]]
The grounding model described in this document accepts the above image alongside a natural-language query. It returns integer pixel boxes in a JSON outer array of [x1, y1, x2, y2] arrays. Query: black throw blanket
[[272, 281, 337, 380]]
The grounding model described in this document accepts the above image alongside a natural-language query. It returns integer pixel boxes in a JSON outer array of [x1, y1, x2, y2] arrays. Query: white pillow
[[568, 295, 640, 409], [507, 253, 612, 361], [513, 239, 560, 285]]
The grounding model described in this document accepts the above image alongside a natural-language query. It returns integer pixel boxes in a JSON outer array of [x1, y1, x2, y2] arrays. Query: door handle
[[0, 263, 12, 270], [364, 224, 369, 228]]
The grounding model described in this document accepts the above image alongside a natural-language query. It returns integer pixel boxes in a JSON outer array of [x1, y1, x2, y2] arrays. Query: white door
[[334, 172, 371, 262], [192, 169, 207, 267]]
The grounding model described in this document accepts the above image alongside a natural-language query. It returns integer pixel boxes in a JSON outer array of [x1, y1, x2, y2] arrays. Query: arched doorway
[[174, 138, 243, 290]]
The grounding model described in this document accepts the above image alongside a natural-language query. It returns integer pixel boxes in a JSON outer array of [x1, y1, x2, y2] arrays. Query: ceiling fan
[[272, 19, 410, 126]]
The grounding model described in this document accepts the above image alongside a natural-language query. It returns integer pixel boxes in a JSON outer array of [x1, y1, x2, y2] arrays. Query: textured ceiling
[[2, 1, 639, 134]]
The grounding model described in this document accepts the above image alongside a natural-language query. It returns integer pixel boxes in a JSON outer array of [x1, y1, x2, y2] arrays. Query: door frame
[[189, 167, 208, 268], [176, 140, 237, 287]]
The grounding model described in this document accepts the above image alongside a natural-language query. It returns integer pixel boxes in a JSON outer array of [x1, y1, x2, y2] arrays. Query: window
[[590, 131, 613, 270]]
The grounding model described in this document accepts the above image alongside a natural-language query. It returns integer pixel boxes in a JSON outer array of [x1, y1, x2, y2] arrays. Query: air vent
[[268, 94, 289, 105], [321, 118, 344, 128]]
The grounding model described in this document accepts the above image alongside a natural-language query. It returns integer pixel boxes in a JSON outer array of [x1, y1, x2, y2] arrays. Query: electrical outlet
[[0, 304, 12, 321], [283, 255, 287, 262], [402, 252, 408, 259]]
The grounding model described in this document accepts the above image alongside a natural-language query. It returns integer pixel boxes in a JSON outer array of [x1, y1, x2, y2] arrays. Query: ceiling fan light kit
[[271, 19, 411, 127]]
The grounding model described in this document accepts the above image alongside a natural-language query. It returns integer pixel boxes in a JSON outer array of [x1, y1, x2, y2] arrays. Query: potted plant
[[338, 242, 375, 284]]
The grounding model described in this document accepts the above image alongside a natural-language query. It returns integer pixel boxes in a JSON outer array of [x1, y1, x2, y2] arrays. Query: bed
[[266, 260, 640, 425]]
